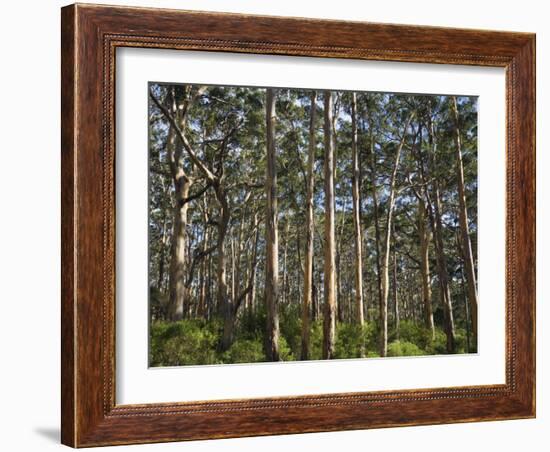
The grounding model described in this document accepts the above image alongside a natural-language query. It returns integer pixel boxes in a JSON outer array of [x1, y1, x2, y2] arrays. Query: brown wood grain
[[61, 3, 536, 447]]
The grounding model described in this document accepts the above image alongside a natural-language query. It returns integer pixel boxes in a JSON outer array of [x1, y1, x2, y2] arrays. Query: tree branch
[[150, 89, 217, 183]]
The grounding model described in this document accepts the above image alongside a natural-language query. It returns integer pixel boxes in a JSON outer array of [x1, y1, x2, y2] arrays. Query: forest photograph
[[148, 82, 478, 367]]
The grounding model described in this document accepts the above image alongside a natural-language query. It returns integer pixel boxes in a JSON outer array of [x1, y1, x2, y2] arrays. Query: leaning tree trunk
[[450, 96, 478, 343], [265, 88, 280, 361], [301, 91, 317, 360], [379, 116, 412, 357], [351, 93, 365, 355], [322, 91, 337, 360]]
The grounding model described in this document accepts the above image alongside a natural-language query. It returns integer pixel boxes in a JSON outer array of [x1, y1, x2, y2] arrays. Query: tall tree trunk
[[392, 238, 400, 340], [336, 214, 345, 323], [322, 91, 337, 360], [282, 218, 289, 306], [230, 235, 236, 305], [151, 87, 208, 322], [462, 264, 472, 353], [301, 91, 317, 360], [351, 93, 365, 356], [450, 96, 478, 344], [217, 188, 233, 351], [426, 114, 455, 353], [246, 213, 260, 312], [418, 196, 435, 338], [265, 88, 280, 361], [197, 202, 211, 319], [234, 217, 245, 309], [151, 86, 242, 349], [156, 214, 168, 291], [351, 93, 365, 331], [167, 170, 192, 321], [432, 183, 456, 352], [369, 130, 383, 323], [379, 115, 412, 357]]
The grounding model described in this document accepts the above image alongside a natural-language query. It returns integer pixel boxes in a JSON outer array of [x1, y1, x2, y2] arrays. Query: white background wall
[[0, 1, 546, 451]]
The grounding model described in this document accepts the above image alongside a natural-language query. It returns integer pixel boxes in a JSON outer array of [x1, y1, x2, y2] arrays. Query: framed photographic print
[[61, 3, 535, 447]]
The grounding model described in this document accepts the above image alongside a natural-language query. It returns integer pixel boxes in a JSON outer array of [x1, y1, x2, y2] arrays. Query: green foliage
[[308, 320, 325, 361], [149, 320, 220, 366], [387, 340, 424, 357], [150, 317, 472, 366], [222, 339, 265, 364], [279, 303, 302, 358], [391, 320, 434, 351], [425, 329, 449, 355], [237, 306, 267, 341], [149, 286, 168, 321], [334, 322, 377, 359], [454, 328, 476, 354], [278, 336, 295, 361]]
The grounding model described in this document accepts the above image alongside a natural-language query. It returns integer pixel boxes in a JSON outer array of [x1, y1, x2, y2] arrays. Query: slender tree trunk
[[282, 218, 289, 306], [418, 196, 435, 338], [157, 215, 168, 291], [351, 94, 365, 327], [234, 218, 245, 307], [265, 88, 280, 361], [461, 263, 472, 353], [217, 188, 233, 350], [392, 239, 400, 340], [336, 214, 345, 323], [351, 93, 365, 356], [451, 96, 478, 343], [230, 235, 236, 306], [312, 281, 319, 322], [198, 221, 209, 318], [301, 91, 317, 360], [379, 116, 412, 357], [432, 183, 456, 352], [426, 115, 455, 353], [369, 133, 383, 322], [246, 213, 260, 312], [322, 91, 337, 360]]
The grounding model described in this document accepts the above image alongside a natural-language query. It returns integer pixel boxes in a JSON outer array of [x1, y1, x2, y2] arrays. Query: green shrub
[[387, 340, 425, 357], [223, 339, 266, 363], [425, 328, 449, 354], [278, 335, 295, 361], [390, 320, 433, 351], [334, 322, 377, 359], [149, 319, 219, 366], [454, 328, 476, 354], [279, 304, 302, 358], [308, 320, 324, 361], [237, 307, 266, 341]]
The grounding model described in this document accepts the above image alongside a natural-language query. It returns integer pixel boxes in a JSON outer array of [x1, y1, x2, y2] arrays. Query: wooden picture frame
[[61, 3, 535, 447]]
